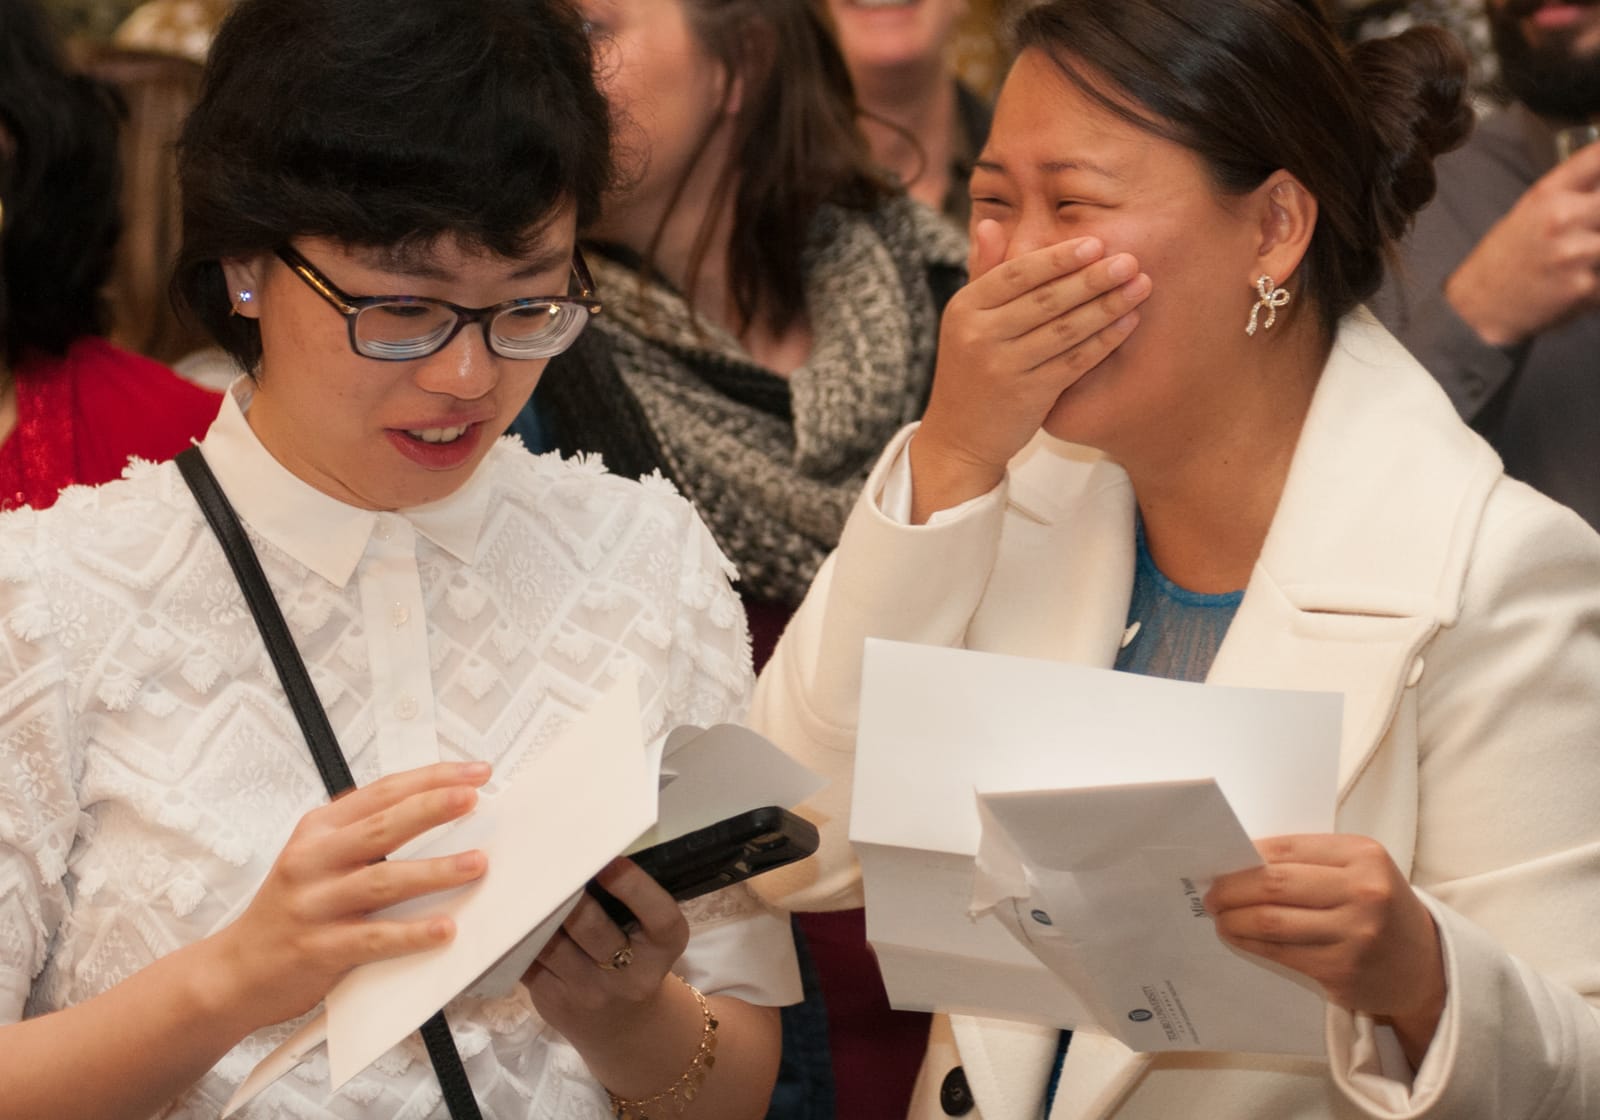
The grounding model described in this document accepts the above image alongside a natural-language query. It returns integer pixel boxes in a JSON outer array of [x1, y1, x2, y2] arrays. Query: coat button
[[940, 1066, 974, 1116]]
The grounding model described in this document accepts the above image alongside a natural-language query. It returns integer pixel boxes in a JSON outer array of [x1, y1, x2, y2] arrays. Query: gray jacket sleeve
[[1371, 108, 1546, 423]]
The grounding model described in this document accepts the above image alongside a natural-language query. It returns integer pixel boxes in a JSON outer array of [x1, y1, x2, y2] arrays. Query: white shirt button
[[375, 516, 395, 542], [391, 603, 410, 627], [395, 694, 418, 720]]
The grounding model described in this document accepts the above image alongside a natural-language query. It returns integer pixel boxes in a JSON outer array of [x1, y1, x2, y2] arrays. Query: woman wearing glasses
[[0, 1, 796, 1117]]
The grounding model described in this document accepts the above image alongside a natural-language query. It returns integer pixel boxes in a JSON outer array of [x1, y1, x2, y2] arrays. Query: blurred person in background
[[827, 0, 993, 227], [75, 43, 219, 372], [111, 0, 231, 62], [0, 0, 218, 513], [1374, 0, 1600, 528], [510, 2, 968, 1116], [514, 0, 968, 671], [92, 0, 244, 390]]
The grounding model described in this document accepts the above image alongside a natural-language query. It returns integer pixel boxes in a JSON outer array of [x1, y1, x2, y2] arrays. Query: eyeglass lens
[[353, 300, 590, 361]]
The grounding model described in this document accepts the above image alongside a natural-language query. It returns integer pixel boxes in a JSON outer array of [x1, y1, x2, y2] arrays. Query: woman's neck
[[853, 60, 957, 213], [605, 160, 813, 376], [1121, 325, 1329, 594]]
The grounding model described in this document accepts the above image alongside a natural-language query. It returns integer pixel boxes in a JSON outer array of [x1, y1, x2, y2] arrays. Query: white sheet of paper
[[854, 639, 1340, 1042], [223, 669, 654, 1115], [322, 670, 655, 1089], [974, 779, 1326, 1054]]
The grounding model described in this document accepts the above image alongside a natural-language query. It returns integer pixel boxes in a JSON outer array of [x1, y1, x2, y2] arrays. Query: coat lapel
[[1209, 310, 1501, 800]]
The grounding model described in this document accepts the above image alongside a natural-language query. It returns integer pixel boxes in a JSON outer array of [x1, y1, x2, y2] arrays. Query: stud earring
[[1241, 275, 1292, 337], [230, 289, 255, 317], [1246, 275, 1290, 337]]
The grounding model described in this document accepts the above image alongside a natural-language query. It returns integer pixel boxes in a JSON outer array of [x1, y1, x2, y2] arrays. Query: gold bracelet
[[607, 977, 719, 1119]]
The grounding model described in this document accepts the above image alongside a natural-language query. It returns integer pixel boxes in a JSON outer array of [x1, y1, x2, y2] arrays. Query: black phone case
[[588, 805, 819, 929]]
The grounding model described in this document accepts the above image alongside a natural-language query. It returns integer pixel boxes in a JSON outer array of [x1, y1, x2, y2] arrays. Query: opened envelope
[[973, 778, 1327, 1055], [225, 669, 823, 1116]]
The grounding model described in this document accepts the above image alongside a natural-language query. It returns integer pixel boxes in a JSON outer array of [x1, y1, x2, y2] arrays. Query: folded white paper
[[224, 671, 823, 1115], [974, 778, 1326, 1054], [854, 639, 1340, 1052]]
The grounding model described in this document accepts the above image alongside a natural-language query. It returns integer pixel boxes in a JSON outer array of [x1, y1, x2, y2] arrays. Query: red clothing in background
[[0, 336, 222, 512]]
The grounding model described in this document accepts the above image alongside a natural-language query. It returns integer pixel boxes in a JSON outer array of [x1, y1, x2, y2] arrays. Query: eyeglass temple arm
[[277, 248, 360, 315]]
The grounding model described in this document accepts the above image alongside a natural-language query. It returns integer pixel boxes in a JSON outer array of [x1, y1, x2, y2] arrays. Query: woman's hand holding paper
[[1204, 833, 1447, 1069], [204, 761, 492, 1032]]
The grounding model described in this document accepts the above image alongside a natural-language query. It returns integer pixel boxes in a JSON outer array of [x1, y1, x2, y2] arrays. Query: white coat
[[750, 311, 1600, 1119]]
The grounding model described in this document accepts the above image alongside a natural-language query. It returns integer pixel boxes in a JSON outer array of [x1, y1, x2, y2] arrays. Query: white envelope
[[225, 672, 823, 1115], [853, 639, 1340, 1043], [974, 779, 1327, 1054]]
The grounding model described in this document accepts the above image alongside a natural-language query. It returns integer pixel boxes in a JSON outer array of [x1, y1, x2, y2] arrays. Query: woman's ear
[[220, 256, 268, 319], [1251, 170, 1317, 287]]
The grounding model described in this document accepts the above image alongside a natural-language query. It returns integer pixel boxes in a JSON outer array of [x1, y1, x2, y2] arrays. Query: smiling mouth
[[405, 424, 471, 444]]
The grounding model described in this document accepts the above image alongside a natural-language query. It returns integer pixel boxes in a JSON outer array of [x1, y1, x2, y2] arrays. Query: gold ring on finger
[[598, 940, 634, 971]]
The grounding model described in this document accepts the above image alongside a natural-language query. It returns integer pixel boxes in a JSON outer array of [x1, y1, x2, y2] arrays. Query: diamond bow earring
[[1246, 275, 1290, 337]]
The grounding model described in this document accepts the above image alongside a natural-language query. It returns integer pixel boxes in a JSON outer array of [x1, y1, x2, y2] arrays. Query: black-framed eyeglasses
[[276, 244, 602, 362]]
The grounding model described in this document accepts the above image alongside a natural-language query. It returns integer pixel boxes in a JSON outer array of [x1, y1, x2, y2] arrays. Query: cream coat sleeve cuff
[[1327, 890, 1600, 1118], [876, 428, 1002, 528]]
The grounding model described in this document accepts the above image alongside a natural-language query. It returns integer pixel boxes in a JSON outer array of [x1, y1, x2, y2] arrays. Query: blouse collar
[[197, 378, 493, 588]]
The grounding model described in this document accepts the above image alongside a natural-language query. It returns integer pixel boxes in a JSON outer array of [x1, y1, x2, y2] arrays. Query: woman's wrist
[[1386, 977, 1446, 1071], [184, 926, 278, 1041], [574, 971, 708, 1102], [603, 977, 718, 1118], [906, 430, 1007, 526]]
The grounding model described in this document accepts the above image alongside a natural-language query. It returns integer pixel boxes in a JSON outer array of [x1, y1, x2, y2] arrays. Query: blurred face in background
[[826, 0, 968, 78], [579, 0, 736, 252], [1488, 0, 1600, 119]]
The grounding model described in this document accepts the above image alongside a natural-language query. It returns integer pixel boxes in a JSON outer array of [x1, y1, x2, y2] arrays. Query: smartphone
[[588, 805, 819, 929]]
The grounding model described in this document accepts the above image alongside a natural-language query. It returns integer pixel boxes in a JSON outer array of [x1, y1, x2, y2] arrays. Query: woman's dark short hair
[[175, 0, 614, 371], [1011, 0, 1474, 333], [0, 0, 123, 366]]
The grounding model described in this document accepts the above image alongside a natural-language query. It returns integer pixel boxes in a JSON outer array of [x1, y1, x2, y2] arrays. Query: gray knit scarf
[[588, 197, 966, 605]]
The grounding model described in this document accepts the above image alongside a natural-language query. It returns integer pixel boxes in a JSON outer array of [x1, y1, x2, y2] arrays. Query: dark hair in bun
[[1010, 0, 1472, 333]]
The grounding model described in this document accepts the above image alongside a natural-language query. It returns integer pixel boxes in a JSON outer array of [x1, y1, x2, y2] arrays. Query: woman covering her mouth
[[0, 0, 799, 1116], [752, 1, 1600, 1118]]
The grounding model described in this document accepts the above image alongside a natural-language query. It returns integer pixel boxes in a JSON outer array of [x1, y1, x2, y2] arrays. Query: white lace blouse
[[0, 384, 800, 1118]]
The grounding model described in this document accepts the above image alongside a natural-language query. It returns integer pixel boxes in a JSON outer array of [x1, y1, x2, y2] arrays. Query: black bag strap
[[175, 446, 484, 1120]]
